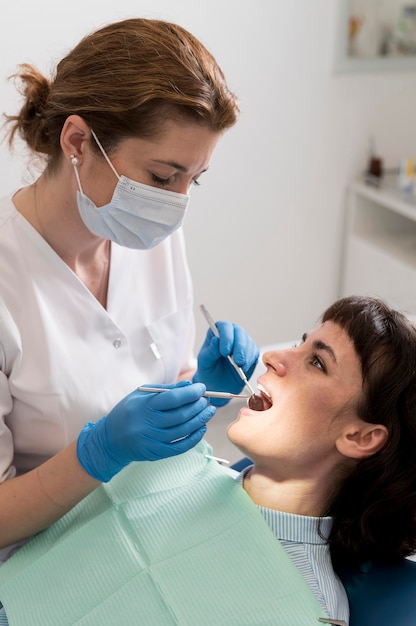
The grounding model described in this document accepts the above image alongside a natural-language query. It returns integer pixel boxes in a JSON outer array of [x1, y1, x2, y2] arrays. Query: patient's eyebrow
[[313, 339, 337, 364], [302, 333, 337, 364]]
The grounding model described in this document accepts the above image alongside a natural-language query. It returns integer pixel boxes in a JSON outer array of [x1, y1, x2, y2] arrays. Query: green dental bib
[[0, 441, 327, 625]]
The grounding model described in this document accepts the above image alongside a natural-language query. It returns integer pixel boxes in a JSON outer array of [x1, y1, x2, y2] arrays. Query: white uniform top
[[0, 192, 196, 482]]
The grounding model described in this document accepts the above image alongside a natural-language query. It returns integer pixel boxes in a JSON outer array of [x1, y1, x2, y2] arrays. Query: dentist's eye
[[151, 174, 172, 187], [311, 353, 326, 373]]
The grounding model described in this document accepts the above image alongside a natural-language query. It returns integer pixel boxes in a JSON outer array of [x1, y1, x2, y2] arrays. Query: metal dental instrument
[[199, 304, 264, 411], [204, 454, 230, 465], [137, 386, 251, 400]]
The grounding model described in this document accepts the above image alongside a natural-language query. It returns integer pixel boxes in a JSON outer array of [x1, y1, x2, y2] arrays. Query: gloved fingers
[[167, 425, 210, 455], [141, 382, 207, 413], [197, 330, 219, 364], [144, 408, 214, 459], [147, 403, 216, 441], [213, 320, 235, 357], [168, 404, 216, 441], [229, 324, 260, 376], [213, 321, 254, 363], [142, 424, 208, 460]]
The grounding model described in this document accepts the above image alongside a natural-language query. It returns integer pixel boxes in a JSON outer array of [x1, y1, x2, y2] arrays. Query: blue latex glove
[[77, 381, 215, 482], [193, 321, 259, 407]]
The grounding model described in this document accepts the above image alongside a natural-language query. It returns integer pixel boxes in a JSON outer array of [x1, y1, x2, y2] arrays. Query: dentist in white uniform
[[0, 17, 259, 577]]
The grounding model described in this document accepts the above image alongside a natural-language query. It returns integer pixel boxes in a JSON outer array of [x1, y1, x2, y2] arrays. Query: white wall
[[1, 1, 416, 350]]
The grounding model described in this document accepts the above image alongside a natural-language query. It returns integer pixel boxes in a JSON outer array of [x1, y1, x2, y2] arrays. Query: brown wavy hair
[[3, 18, 239, 172], [321, 296, 416, 566]]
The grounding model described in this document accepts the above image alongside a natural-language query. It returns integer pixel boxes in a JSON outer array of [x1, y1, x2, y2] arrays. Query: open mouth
[[256, 383, 273, 411]]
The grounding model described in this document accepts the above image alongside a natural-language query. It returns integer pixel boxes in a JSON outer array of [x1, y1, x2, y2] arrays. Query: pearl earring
[[70, 155, 79, 166]]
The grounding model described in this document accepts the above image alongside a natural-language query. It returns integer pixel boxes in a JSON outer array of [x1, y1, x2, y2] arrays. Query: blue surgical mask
[[72, 130, 190, 249]]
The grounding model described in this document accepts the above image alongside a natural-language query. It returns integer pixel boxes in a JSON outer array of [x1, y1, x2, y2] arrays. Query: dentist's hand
[[76, 381, 215, 482], [193, 321, 259, 406]]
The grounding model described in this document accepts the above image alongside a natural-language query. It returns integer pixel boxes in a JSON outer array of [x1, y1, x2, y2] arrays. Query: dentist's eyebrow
[[302, 333, 337, 364], [152, 159, 209, 174]]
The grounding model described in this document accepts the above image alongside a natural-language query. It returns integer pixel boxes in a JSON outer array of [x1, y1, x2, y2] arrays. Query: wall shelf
[[340, 180, 416, 315]]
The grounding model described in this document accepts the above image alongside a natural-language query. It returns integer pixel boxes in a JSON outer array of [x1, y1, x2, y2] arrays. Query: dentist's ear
[[336, 421, 388, 459], [60, 115, 92, 162]]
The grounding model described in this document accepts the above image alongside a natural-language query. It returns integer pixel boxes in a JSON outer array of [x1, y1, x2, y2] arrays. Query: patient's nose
[[262, 350, 287, 377]]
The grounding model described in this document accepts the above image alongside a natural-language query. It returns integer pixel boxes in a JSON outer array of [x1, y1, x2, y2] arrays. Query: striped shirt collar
[[236, 467, 332, 544]]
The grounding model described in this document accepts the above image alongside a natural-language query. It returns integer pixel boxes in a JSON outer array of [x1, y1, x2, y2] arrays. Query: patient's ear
[[336, 421, 388, 459]]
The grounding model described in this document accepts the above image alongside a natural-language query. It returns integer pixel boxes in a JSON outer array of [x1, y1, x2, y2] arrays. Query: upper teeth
[[257, 383, 271, 400]]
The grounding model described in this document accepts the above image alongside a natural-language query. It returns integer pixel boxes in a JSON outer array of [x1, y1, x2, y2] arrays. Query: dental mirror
[[247, 393, 264, 411]]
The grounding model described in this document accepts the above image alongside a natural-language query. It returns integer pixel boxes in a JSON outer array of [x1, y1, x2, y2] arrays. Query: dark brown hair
[[322, 295, 416, 566], [3, 18, 239, 172]]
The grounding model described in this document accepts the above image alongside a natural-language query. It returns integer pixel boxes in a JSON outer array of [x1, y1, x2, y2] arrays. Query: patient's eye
[[311, 353, 326, 373]]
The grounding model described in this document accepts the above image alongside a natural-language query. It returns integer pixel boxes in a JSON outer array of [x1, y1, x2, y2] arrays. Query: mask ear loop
[[90, 129, 121, 181]]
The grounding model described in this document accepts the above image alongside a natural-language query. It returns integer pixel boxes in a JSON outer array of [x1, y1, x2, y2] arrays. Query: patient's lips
[[247, 394, 265, 411]]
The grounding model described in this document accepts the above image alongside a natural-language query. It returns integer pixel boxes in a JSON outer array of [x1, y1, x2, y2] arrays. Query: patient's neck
[[242, 465, 335, 517]]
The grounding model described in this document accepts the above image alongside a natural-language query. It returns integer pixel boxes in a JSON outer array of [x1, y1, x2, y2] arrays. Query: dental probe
[[199, 304, 264, 411], [137, 386, 251, 400]]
